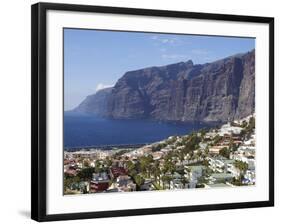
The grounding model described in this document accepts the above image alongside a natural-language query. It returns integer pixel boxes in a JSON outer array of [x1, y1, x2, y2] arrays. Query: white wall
[[0, 0, 279, 223]]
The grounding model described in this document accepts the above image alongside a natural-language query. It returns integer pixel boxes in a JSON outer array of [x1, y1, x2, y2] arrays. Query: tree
[[126, 160, 137, 177], [234, 160, 248, 175], [83, 160, 90, 168], [152, 143, 167, 152], [77, 167, 95, 180], [105, 156, 112, 167], [64, 175, 81, 192], [161, 175, 172, 189], [231, 143, 239, 152], [94, 160, 105, 173], [239, 129, 246, 139], [213, 135, 223, 145], [113, 149, 128, 159], [219, 147, 230, 158], [139, 155, 153, 177], [178, 151, 185, 165], [202, 159, 209, 167], [151, 160, 161, 184], [163, 157, 176, 175], [200, 129, 207, 139], [247, 117, 255, 131], [241, 120, 248, 128], [134, 174, 145, 190]]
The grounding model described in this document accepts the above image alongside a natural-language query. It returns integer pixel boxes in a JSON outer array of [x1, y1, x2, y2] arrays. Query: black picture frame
[[31, 2, 274, 222]]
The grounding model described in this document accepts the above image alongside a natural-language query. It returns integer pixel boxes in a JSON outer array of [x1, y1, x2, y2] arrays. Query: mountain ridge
[[73, 49, 255, 122]]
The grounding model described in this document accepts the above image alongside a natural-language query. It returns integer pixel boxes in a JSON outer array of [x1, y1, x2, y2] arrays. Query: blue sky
[[64, 28, 255, 110]]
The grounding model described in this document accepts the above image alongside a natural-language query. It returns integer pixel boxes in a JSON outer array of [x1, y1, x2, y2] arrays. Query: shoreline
[[63, 119, 222, 152], [64, 143, 148, 152], [64, 114, 256, 194]]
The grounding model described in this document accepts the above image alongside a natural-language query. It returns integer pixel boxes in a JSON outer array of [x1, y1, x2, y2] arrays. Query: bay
[[64, 113, 215, 149]]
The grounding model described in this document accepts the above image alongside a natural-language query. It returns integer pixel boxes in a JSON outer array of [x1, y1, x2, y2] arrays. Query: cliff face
[[73, 87, 113, 115], [75, 50, 255, 122]]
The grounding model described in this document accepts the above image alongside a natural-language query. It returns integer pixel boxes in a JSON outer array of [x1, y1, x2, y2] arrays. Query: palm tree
[[94, 160, 102, 173], [105, 156, 112, 167], [139, 157, 148, 177], [126, 160, 137, 177], [177, 151, 185, 166], [161, 175, 172, 189], [134, 174, 145, 190], [163, 158, 176, 176], [151, 161, 161, 184]]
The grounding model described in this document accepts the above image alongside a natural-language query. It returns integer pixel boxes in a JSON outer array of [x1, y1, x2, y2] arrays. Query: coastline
[[64, 114, 220, 151], [64, 143, 148, 152], [64, 114, 256, 194]]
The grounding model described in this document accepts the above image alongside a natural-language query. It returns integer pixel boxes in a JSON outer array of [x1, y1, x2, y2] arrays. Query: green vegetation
[[213, 135, 223, 145], [113, 149, 129, 159], [77, 167, 95, 180], [134, 174, 145, 190], [152, 142, 167, 152], [64, 115, 255, 194], [64, 175, 81, 192], [234, 160, 248, 174], [219, 147, 231, 158]]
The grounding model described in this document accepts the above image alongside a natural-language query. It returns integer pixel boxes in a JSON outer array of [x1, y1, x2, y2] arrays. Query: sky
[[64, 28, 255, 110]]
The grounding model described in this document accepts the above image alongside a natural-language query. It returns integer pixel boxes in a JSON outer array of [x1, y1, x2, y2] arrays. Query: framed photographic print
[[31, 2, 274, 222]]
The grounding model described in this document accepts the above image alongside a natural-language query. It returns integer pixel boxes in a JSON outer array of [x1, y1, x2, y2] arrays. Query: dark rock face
[[75, 50, 255, 122], [73, 87, 113, 115]]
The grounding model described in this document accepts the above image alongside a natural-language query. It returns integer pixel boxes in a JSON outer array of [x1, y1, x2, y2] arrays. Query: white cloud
[[151, 35, 159, 40], [96, 83, 114, 92], [161, 54, 188, 60], [150, 35, 181, 45]]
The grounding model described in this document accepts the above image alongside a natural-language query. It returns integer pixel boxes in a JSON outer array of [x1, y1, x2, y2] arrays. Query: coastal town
[[64, 115, 255, 195]]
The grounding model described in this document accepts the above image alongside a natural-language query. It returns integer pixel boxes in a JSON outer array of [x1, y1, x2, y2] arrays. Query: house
[[116, 175, 136, 192], [243, 170, 255, 185], [209, 146, 225, 155], [110, 167, 128, 179], [219, 122, 243, 136], [70, 181, 90, 193], [142, 147, 152, 154], [184, 166, 203, 188], [64, 165, 77, 176], [90, 172, 110, 192], [199, 142, 208, 150], [226, 162, 240, 178], [64, 168, 77, 176], [230, 147, 255, 171], [210, 173, 234, 184], [170, 172, 185, 189], [208, 157, 236, 174], [152, 151, 164, 160]]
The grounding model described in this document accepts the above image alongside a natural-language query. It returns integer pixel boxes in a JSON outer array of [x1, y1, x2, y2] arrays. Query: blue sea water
[[64, 113, 215, 149]]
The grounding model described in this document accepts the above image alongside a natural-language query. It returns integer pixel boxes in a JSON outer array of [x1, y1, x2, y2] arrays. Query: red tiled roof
[[110, 167, 128, 178]]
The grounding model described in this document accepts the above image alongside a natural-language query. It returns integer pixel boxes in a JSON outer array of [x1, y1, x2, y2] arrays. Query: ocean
[[64, 113, 215, 150]]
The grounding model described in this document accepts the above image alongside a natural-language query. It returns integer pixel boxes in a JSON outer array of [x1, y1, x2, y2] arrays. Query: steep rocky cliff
[[73, 87, 113, 115], [75, 50, 255, 122]]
